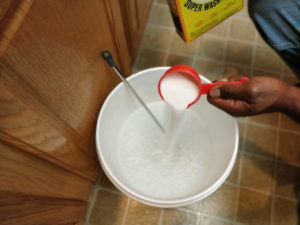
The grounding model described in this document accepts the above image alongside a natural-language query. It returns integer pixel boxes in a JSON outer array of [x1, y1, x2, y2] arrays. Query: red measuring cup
[[158, 65, 248, 108]]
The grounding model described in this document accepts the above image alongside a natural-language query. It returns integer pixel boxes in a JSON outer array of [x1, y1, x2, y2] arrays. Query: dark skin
[[207, 75, 300, 122]]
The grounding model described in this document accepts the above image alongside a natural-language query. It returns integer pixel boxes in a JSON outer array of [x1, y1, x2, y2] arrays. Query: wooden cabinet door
[[120, 0, 153, 61], [0, 0, 142, 224]]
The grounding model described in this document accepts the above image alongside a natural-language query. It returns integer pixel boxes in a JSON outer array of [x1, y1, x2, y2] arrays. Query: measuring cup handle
[[200, 77, 249, 94]]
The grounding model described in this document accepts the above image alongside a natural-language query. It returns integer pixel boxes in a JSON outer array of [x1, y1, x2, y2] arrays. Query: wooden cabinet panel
[[0, 142, 91, 200], [1, 0, 122, 155], [0, 192, 86, 225], [0, 0, 34, 56], [0, 0, 12, 22], [120, 0, 153, 60], [0, 0, 153, 223], [0, 84, 99, 181]]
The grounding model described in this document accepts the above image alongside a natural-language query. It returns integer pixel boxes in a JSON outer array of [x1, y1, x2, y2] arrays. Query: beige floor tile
[[198, 183, 237, 219], [230, 18, 256, 42], [252, 69, 281, 79], [282, 62, 295, 76], [90, 190, 128, 225], [223, 63, 251, 78], [205, 19, 230, 37], [99, 173, 119, 191], [169, 32, 199, 55], [244, 123, 277, 158], [249, 113, 279, 127], [256, 33, 268, 46], [141, 24, 173, 50], [280, 113, 300, 132], [135, 48, 166, 70], [282, 75, 299, 85], [237, 116, 247, 122], [233, 0, 249, 19], [197, 35, 226, 60], [199, 215, 233, 225], [125, 200, 161, 225], [240, 155, 275, 193], [237, 121, 246, 151], [237, 188, 272, 225], [181, 201, 199, 211], [162, 209, 198, 225], [156, 0, 168, 5], [273, 197, 298, 225], [226, 154, 241, 184], [149, 4, 173, 27], [275, 163, 300, 199], [225, 40, 253, 66], [165, 53, 193, 67], [194, 58, 224, 81], [278, 131, 300, 166], [254, 46, 283, 72]]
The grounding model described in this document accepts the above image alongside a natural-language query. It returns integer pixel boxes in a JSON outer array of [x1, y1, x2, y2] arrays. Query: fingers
[[208, 82, 250, 100], [214, 75, 246, 82], [207, 81, 253, 117], [207, 98, 251, 116]]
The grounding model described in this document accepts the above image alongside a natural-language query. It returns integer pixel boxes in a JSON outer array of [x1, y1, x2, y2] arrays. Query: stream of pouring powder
[[159, 72, 200, 153]]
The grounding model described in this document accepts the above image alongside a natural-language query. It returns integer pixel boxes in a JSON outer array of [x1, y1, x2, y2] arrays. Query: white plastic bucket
[[95, 67, 238, 208]]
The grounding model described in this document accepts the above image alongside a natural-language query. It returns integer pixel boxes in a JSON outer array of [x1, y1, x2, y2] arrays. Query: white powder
[[160, 72, 199, 110], [117, 102, 214, 199]]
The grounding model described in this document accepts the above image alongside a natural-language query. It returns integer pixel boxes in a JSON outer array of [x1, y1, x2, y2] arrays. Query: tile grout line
[[270, 113, 281, 225], [274, 194, 298, 202], [247, 119, 278, 129], [250, 28, 259, 77], [149, 23, 175, 31], [226, 180, 298, 201], [222, 16, 233, 77], [242, 151, 275, 161], [146, 22, 259, 45], [191, 34, 201, 68], [121, 198, 131, 225], [247, 119, 300, 137], [279, 41, 285, 80], [97, 186, 123, 195], [177, 188, 297, 224], [96, 170, 103, 186], [227, 181, 274, 196], [196, 212, 201, 225], [241, 151, 300, 169], [233, 115, 248, 222], [140, 44, 284, 75], [162, 29, 174, 65], [178, 207, 235, 224], [157, 209, 164, 225], [83, 172, 103, 225]]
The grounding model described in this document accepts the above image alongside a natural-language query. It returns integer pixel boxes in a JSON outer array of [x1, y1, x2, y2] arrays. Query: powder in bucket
[[117, 102, 214, 199]]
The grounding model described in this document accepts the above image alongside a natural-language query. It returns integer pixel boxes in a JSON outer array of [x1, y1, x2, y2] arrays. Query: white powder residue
[[117, 102, 214, 199]]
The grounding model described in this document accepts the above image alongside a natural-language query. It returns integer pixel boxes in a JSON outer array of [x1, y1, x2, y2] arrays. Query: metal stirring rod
[[101, 50, 166, 133]]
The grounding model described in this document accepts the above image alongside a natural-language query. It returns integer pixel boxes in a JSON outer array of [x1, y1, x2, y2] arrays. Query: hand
[[207, 75, 291, 117]]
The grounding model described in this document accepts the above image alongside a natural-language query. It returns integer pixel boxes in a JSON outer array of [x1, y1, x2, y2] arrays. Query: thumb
[[208, 83, 248, 100], [207, 83, 251, 116]]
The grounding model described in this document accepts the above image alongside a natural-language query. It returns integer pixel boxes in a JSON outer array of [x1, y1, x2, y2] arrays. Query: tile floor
[[85, 0, 300, 224]]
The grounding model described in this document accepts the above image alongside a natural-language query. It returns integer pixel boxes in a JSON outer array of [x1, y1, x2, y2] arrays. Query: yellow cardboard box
[[167, 0, 243, 42]]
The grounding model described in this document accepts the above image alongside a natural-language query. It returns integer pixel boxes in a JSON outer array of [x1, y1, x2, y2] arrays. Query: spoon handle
[[101, 50, 166, 133]]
